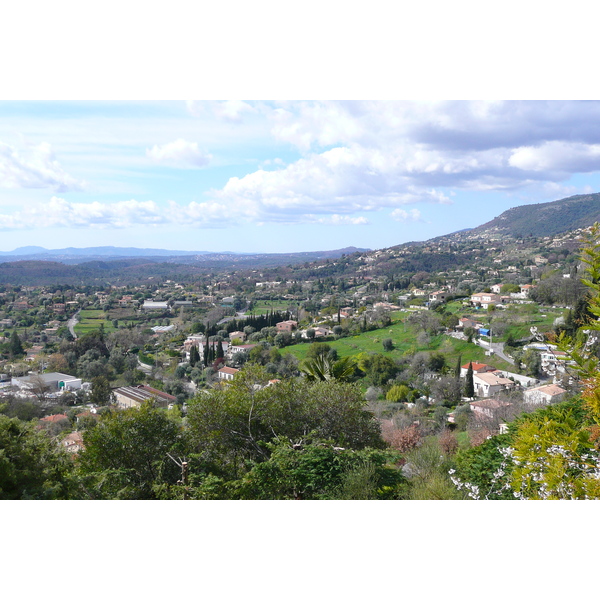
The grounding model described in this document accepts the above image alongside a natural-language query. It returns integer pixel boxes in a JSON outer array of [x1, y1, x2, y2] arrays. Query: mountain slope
[[469, 193, 600, 238]]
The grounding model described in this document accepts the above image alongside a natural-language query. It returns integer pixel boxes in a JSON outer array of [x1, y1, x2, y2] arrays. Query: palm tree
[[299, 354, 355, 382]]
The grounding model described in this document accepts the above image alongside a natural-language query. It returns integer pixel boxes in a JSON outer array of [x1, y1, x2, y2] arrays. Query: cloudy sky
[[1, 100, 599, 253]]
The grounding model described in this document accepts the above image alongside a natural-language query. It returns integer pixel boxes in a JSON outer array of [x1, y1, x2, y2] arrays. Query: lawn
[[249, 300, 294, 316], [74, 309, 117, 335], [281, 314, 513, 371]]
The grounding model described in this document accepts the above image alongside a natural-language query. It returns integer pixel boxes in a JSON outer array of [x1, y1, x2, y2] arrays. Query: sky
[[2, 99, 600, 254]]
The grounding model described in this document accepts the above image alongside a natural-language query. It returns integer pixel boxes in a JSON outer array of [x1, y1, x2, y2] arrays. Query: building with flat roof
[[142, 301, 169, 311], [12, 372, 82, 392]]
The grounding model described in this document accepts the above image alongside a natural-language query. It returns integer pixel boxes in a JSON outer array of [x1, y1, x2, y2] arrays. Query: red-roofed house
[[460, 362, 496, 377], [523, 384, 567, 405], [62, 431, 85, 454], [470, 398, 511, 419], [218, 366, 239, 381], [472, 372, 516, 397], [276, 320, 297, 333]]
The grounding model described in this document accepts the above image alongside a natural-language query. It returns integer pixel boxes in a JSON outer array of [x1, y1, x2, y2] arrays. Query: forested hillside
[[469, 193, 600, 238]]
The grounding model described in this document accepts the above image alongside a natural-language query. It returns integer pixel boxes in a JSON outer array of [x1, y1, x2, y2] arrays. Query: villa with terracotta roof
[[470, 398, 511, 419], [460, 362, 496, 378], [218, 366, 239, 381], [472, 371, 516, 398], [523, 383, 567, 405]]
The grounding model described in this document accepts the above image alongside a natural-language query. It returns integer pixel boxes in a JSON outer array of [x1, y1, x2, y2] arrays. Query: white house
[[470, 398, 511, 419], [217, 366, 239, 381], [523, 384, 567, 405], [472, 371, 515, 397], [471, 293, 502, 309]]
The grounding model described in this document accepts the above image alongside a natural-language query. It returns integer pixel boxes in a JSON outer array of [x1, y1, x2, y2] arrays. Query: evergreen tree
[[454, 355, 462, 379], [9, 330, 25, 359], [464, 362, 475, 399], [216, 340, 224, 360], [90, 375, 114, 405], [189, 345, 200, 367]]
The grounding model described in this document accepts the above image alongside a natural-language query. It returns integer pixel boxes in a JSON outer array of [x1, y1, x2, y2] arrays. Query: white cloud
[[146, 138, 211, 168], [0, 141, 84, 192], [509, 141, 600, 173], [312, 214, 369, 225], [210, 144, 453, 220], [1, 197, 166, 229], [0, 197, 239, 231], [269, 101, 364, 151], [391, 208, 422, 222]]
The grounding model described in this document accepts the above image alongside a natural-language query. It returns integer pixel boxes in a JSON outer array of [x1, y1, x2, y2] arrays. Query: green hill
[[470, 192, 600, 238]]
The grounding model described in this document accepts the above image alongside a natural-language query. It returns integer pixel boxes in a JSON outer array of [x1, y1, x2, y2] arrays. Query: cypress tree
[[465, 361, 475, 399], [9, 330, 25, 359], [454, 355, 462, 379], [189, 345, 199, 367]]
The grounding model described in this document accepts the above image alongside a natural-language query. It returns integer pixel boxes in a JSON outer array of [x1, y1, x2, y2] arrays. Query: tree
[[386, 384, 411, 403], [382, 338, 394, 352], [9, 330, 24, 359], [299, 354, 355, 382], [89, 376, 114, 406], [28, 375, 53, 403], [403, 437, 463, 500], [189, 345, 200, 367], [522, 348, 542, 377], [305, 342, 331, 360], [364, 353, 399, 387], [233, 437, 404, 500], [427, 352, 446, 373], [454, 355, 462, 379], [464, 362, 475, 399], [0, 415, 77, 499], [186, 366, 386, 475], [431, 376, 462, 408], [78, 401, 184, 499], [47, 352, 70, 373]]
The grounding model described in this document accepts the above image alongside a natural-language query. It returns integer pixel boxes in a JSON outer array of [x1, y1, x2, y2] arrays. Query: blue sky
[[1, 100, 600, 254]]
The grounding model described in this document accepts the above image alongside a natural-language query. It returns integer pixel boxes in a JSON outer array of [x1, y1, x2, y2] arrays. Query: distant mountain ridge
[[0, 245, 369, 267], [467, 193, 600, 238]]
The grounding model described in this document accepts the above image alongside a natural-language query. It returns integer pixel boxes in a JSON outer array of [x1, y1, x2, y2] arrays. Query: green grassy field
[[281, 315, 512, 371], [249, 300, 293, 316], [74, 310, 117, 335], [444, 301, 563, 342]]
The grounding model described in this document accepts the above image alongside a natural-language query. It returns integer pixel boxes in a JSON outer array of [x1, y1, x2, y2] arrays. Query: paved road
[[137, 358, 153, 372], [67, 310, 80, 339], [476, 338, 515, 365]]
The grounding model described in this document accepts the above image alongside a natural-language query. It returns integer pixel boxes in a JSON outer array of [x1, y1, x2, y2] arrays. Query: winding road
[[67, 310, 80, 339]]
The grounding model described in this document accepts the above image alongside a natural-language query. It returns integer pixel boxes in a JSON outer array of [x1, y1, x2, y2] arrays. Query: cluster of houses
[[460, 360, 567, 402], [457, 360, 568, 428], [469, 284, 535, 309]]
